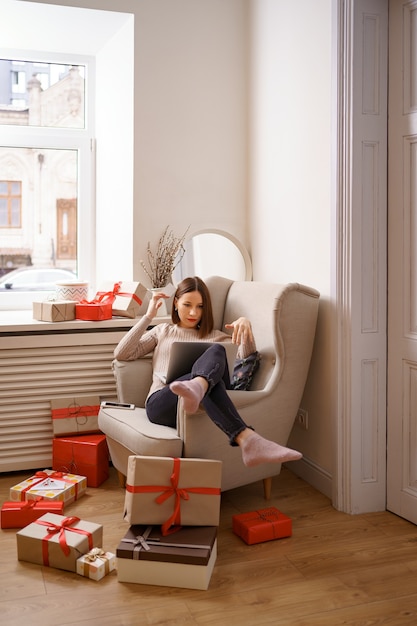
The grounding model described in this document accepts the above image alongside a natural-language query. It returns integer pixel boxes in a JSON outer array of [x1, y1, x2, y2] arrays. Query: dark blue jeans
[[146, 343, 248, 445]]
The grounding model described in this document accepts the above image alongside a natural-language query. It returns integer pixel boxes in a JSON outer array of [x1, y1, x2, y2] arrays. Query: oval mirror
[[173, 229, 252, 283]]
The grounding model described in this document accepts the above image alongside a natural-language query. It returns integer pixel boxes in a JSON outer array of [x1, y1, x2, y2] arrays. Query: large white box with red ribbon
[[16, 513, 103, 572], [9, 469, 87, 505], [123, 456, 222, 534]]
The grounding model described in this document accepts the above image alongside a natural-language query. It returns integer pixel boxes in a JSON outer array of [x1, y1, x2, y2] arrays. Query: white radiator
[[0, 329, 128, 472]]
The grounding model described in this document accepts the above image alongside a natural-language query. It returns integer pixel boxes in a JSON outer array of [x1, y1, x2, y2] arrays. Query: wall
[[23, 0, 334, 496], [248, 0, 333, 492]]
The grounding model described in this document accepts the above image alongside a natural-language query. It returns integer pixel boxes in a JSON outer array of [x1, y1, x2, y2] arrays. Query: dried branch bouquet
[[140, 225, 190, 288]]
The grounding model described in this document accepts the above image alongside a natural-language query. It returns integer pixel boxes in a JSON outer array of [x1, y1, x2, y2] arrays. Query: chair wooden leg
[[263, 476, 272, 500], [117, 470, 126, 489]]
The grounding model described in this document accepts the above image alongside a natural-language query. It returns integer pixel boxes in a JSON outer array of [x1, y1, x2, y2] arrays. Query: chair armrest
[[112, 357, 153, 407]]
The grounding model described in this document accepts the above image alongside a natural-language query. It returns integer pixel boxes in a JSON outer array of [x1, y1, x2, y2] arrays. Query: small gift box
[[232, 507, 292, 545], [116, 524, 217, 590], [76, 548, 116, 581], [124, 456, 222, 534], [97, 281, 147, 318], [17, 513, 103, 572], [75, 300, 112, 321], [1, 498, 64, 529], [52, 434, 109, 487], [50, 395, 101, 436], [10, 469, 87, 505], [33, 299, 77, 322]]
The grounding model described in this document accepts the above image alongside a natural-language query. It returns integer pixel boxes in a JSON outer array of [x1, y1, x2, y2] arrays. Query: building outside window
[[0, 58, 92, 293]]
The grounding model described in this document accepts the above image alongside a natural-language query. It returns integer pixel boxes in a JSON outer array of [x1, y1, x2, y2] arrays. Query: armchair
[[98, 276, 319, 498]]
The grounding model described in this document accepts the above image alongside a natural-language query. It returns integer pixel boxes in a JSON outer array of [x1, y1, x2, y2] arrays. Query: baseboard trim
[[285, 456, 332, 500]]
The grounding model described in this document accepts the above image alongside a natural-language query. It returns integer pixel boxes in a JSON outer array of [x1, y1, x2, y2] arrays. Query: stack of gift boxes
[[33, 280, 148, 322], [2, 468, 116, 580], [50, 394, 110, 488], [116, 455, 222, 590]]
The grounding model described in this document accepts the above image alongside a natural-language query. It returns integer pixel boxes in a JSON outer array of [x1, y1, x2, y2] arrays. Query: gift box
[[232, 507, 292, 545], [116, 524, 217, 590], [124, 456, 222, 534], [1, 498, 64, 529], [10, 469, 87, 505], [33, 299, 77, 322], [75, 300, 112, 321], [97, 281, 147, 318], [76, 548, 116, 581], [52, 434, 109, 487], [50, 395, 101, 436], [17, 513, 103, 572]]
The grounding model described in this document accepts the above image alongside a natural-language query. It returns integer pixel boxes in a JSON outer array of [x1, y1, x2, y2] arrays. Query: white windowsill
[[0, 310, 170, 334]]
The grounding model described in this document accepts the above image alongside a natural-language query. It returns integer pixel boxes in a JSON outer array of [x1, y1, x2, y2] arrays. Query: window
[[0, 55, 93, 307], [0, 180, 21, 227]]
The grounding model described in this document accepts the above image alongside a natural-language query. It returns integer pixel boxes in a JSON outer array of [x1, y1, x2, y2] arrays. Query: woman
[[114, 276, 302, 467]]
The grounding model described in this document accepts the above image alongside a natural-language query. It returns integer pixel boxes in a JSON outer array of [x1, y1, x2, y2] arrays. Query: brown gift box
[[116, 524, 217, 589], [33, 300, 77, 322], [50, 395, 101, 437], [123, 456, 222, 533], [16, 513, 103, 572]]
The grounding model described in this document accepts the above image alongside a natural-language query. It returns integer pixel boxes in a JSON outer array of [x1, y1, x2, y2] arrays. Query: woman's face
[[175, 290, 203, 330]]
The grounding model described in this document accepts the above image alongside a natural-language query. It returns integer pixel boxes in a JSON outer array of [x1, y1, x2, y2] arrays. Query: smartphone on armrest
[[100, 401, 135, 410]]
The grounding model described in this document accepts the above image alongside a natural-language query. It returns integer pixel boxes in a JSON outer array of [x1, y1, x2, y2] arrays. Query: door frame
[[333, 0, 389, 514]]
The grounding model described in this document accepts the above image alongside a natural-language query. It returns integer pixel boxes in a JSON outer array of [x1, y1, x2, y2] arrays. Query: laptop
[[163, 341, 238, 384]]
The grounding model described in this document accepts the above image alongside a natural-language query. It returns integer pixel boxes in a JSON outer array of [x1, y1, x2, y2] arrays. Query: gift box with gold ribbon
[[76, 548, 116, 581], [50, 395, 101, 436], [9, 469, 87, 505], [52, 433, 109, 487], [124, 456, 222, 534], [1, 498, 64, 529], [17, 513, 103, 572], [116, 524, 217, 590], [232, 507, 292, 545]]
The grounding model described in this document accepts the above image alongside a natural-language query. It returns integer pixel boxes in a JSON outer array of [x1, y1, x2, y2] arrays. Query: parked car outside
[[0, 267, 77, 291]]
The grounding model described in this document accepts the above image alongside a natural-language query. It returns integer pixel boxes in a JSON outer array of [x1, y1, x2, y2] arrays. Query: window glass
[[0, 147, 77, 275], [0, 59, 85, 129]]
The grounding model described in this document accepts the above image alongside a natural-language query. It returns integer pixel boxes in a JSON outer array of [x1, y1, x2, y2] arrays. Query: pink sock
[[240, 432, 303, 467], [170, 379, 205, 414]]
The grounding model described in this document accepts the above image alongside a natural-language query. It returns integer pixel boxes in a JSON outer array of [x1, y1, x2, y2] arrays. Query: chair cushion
[[98, 406, 183, 458]]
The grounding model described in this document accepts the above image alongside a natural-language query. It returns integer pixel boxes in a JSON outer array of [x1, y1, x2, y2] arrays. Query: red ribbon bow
[[35, 515, 93, 566], [80, 282, 143, 307], [126, 457, 220, 535]]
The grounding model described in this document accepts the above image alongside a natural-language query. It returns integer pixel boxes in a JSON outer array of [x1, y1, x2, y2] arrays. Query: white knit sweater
[[114, 315, 257, 398]]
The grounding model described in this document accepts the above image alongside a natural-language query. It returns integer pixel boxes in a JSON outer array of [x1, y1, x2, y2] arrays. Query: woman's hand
[[146, 291, 169, 319], [225, 317, 254, 345]]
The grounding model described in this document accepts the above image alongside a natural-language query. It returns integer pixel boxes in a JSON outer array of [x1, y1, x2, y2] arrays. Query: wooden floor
[[1, 466, 417, 626]]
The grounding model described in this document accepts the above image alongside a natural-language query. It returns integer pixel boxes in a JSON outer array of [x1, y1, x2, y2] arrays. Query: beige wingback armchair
[[98, 276, 319, 498]]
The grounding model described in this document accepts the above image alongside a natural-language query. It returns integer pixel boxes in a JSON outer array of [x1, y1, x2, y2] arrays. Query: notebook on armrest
[[163, 341, 238, 384]]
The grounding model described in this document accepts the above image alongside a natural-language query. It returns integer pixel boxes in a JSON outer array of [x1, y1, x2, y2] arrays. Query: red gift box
[[52, 434, 109, 487], [232, 507, 292, 545], [1, 498, 64, 529], [75, 301, 112, 321]]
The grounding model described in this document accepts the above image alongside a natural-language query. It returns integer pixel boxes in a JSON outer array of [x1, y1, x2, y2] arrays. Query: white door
[[387, 0, 417, 523]]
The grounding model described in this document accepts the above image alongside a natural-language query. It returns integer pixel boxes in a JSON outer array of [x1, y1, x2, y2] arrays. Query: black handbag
[[230, 351, 261, 391]]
